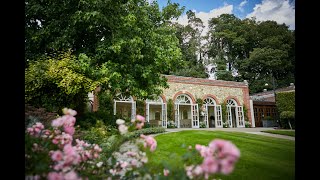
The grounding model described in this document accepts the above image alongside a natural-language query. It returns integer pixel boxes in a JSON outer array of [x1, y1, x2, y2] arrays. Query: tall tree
[[172, 10, 208, 78], [206, 14, 294, 93], [25, 0, 185, 101]]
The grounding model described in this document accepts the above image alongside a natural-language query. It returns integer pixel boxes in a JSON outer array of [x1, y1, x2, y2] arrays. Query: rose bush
[[25, 108, 240, 179]]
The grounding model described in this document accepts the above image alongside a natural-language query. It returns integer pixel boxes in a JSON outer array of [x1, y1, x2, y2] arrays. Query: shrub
[[167, 121, 177, 128], [280, 111, 295, 129], [76, 110, 117, 130], [167, 99, 174, 121], [26, 108, 241, 179], [276, 91, 295, 112], [199, 122, 206, 128], [81, 120, 118, 145], [25, 108, 104, 179], [245, 121, 251, 128]]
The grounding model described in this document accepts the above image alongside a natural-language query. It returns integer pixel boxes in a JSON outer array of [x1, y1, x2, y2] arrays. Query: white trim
[[216, 105, 223, 127], [250, 100, 255, 127]]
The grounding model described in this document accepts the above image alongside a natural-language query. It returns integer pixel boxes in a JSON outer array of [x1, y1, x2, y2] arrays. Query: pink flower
[[140, 134, 157, 152], [52, 118, 64, 127], [93, 152, 99, 159], [163, 169, 170, 176], [219, 157, 236, 174], [35, 122, 44, 129], [201, 156, 218, 176], [195, 144, 203, 151], [185, 165, 194, 179], [64, 126, 75, 136], [120, 161, 128, 168], [193, 165, 203, 175], [93, 144, 102, 152], [63, 116, 76, 127], [136, 115, 145, 123], [136, 122, 144, 129], [27, 127, 33, 133], [150, 143, 157, 152], [131, 159, 138, 167], [51, 150, 63, 161], [126, 151, 137, 157], [118, 124, 128, 135], [52, 139, 59, 144], [63, 144, 76, 156], [195, 144, 213, 158], [64, 170, 80, 180], [47, 172, 63, 180]]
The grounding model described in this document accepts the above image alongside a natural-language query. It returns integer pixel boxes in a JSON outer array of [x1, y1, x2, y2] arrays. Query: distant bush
[[280, 111, 295, 129], [276, 91, 295, 112], [76, 110, 118, 129]]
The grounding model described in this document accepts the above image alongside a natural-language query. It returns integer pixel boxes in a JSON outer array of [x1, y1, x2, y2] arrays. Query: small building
[[250, 84, 295, 127], [92, 75, 253, 128]]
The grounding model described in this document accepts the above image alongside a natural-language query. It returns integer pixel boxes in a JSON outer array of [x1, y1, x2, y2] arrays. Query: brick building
[[250, 84, 295, 127], [92, 75, 253, 128]]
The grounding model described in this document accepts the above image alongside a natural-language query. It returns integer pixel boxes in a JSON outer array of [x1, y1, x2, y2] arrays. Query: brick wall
[[91, 75, 252, 124]]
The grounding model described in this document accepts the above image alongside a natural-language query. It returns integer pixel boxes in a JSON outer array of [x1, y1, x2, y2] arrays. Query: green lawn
[[261, 130, 295, 137], [146, 130, 295, 180]]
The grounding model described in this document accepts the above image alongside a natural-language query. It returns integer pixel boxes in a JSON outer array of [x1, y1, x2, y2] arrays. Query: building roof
[[250, 84, 295, 102], [163, 75, 248, 88]]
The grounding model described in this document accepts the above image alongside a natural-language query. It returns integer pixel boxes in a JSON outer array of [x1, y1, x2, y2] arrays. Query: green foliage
[[172, 9, 208, 78], [82, 120, 117, 145], [276, 91, 295, 113], [96, 90, 114, 113], [167, 99, 174, 121], [280, 111, 295, 129], [25, 134, 56, 175], [199, 122, 206, 128], [25, 116, 41, 129], [136, 100, 146, 116], [207, 14, 295, 93], [25, 52, 107, 114], [76, 110, 117, 130], [167, 121, 177, 128], [99, 127, 166, 158], [26, 0, 184, 101], [221, 102, 227, 124], [243, 105, 249, 122], [126, 127, 166, 138]]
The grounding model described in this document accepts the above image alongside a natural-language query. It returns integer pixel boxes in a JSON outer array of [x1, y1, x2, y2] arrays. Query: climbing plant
[[167, 99, 174, 121]]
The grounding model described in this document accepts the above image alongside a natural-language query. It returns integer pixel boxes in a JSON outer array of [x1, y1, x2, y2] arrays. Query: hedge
[[276, 91, 295, 112]]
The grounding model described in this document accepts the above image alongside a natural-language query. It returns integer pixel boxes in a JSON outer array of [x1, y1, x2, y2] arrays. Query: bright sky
[[156, 0, 295, 30]]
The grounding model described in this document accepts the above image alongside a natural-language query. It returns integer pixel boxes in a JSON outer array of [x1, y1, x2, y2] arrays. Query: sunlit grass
[[146, 130, 295, 180]]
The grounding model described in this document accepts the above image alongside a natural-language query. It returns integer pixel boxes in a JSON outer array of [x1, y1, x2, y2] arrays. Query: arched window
[[175, 94, 192, 104], [227, 99, 237, 106], [146, 96, 163, 104], [115, 93, 133, 102], [204, 97, 216, 106], [114, 93, 136, 120], [174, 94, 199, 128], [146, 96, 167, 128]]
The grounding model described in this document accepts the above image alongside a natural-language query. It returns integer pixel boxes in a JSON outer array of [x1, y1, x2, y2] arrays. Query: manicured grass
[[261, 130, 295, 137], [146, 130, 295, 180]]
